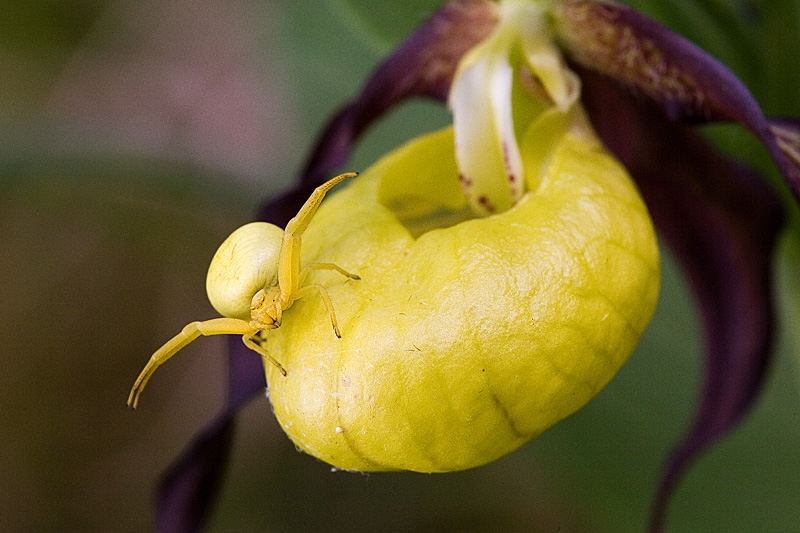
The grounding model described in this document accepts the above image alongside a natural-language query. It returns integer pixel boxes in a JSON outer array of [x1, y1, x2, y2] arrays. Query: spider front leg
[[295, 263, 360, 338], [295, 283, 346, 338], [277, 172, 358, 308], [242, 333, 287, 376], [127, 317, 258, 408]]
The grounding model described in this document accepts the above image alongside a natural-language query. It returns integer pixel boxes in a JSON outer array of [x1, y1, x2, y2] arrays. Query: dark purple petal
[[297, 0, 497, 187], [552, 0, 800, 200], [577, 67, 784, 533], [156, 415, 233, 533], [155, 336, 266, 532]]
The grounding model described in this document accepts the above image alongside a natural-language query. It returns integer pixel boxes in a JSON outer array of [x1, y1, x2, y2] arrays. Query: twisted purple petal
[[577, 66, 784, 533], [155, 338, 264, 533], [553, 0, 800, 200]]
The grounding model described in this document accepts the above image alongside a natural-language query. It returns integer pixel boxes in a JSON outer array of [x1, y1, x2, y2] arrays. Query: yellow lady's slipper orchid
[[264, 109, 659, 472], [148, 1, 799, 529]]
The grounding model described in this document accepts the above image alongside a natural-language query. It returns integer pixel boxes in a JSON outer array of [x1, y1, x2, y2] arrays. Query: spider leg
[[242, 334, 287, 376], [278, 172, 358, 306], [296, 283, 343, 338], [299, 262, 360, 285], [127, 317, 255, 408]]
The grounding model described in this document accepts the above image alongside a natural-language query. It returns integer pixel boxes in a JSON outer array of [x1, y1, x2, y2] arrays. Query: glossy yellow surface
[[263, 113, 660, 472]]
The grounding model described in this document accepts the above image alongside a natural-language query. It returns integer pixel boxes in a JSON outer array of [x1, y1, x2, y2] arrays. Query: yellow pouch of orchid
[[263, 110, 660, 472]]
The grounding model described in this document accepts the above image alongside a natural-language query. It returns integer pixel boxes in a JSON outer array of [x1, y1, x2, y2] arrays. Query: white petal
[[449, 45, 523, 214]]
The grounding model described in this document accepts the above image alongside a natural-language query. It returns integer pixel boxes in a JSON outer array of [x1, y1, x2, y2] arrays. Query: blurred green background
[[1, 0, 799, 531]]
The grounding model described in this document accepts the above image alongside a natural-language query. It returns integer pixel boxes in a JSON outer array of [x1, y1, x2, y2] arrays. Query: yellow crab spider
[[127, 172, 359, 409]]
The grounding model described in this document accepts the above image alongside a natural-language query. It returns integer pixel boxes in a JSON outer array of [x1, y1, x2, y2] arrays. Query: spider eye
[[249, 289, 266, 311]]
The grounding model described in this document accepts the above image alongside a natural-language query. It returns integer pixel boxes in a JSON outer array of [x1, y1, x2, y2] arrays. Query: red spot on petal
[[477, 195, 495, 213], [502, 141, 519, 177]]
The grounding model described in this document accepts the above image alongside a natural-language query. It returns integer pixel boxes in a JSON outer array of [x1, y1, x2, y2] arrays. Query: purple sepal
[[298, 0, 497, 187], [553, 0, 800, 200], [155, 414, 233, 533], [154, 328, 266, 532], [577, 66, 784, 533]]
